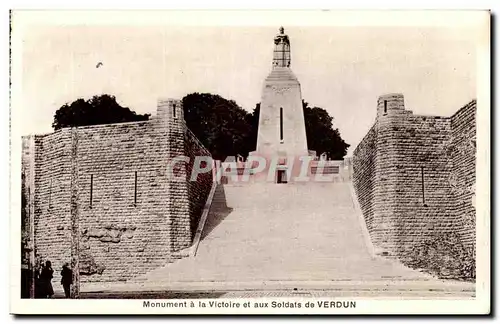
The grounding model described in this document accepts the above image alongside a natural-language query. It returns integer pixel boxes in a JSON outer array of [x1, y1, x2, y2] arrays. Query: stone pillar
[[70, 127, 80, 298], [157, 98, 184, 123], [23, 135, 36, 298], [376, 93, 406, 119], [373, 93, 406, 255], [156, 98, 192, 253]]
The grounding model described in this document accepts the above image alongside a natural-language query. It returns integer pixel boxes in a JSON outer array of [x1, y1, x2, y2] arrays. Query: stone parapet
[[353, 94, 476, 257]]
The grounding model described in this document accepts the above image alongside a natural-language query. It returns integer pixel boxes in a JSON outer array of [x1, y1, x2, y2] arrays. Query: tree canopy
[[302, 100, 350, 160], [182, 93, 253, 161], [53, 92, 349, 160], [52, 94, 150, 130]]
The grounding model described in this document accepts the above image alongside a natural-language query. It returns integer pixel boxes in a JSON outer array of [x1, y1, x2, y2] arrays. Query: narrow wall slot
[[280, 107, 284, 141], [90, 174, 93, 208], [134, 171, 138, 206]]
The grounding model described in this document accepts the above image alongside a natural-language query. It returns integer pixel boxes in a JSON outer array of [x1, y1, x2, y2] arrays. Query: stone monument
[[250, 27, 309, 183]]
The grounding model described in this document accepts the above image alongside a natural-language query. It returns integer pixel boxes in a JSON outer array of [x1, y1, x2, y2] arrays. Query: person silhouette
[[40, 261, 54, 298], [60, 263, 73, 298]]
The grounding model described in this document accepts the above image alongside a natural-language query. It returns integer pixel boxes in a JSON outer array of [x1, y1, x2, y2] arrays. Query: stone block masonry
[[450, 101, 476, 251], [353, 94, 476, 258], [351, 125, 376, 233], [185, 128, 212, 240], [22, 98, 213, 284]]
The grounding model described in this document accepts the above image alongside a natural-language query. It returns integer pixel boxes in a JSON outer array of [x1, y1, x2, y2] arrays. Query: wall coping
[[67, 120, 151, 131], [449, 99, 477, 119], [190, 180, 218, 257], [184, 125, 211, 155]]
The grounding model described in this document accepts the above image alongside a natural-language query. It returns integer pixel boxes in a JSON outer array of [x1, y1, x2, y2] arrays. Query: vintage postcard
[[10, 10, 490, 315]]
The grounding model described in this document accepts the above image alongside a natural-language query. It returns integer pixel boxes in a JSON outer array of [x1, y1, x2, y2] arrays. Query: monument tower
[[251, 27, 309, 182]]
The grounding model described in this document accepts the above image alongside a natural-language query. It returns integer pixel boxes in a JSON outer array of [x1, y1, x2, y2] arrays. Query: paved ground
[[55, 289, 474, 299], [57, 279, 475, 299]]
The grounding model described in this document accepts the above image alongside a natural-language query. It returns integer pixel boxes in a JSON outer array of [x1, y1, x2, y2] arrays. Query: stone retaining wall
[[353, 94, 476, 257], [22, 99, 213, 283]]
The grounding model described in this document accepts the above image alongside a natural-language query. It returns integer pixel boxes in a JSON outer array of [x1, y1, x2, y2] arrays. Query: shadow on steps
[[200, 184, 233, 241]]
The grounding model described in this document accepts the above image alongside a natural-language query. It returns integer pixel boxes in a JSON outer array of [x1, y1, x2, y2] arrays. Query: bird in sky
[[96, 62, 103, 68]]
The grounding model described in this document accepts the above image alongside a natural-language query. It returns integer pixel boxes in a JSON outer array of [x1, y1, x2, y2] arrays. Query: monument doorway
[[276, 170, 287, 184]]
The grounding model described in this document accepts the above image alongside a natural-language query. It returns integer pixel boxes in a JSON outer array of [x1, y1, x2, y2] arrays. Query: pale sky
[[14, 11, 485, 155]]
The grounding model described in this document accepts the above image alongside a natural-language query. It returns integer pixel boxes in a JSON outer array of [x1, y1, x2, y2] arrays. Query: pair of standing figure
[[35, 261, 73, 298]]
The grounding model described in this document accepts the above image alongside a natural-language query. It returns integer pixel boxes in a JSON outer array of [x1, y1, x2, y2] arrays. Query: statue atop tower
[[250, 26, 308, 183], [273, 26, 291, 68]]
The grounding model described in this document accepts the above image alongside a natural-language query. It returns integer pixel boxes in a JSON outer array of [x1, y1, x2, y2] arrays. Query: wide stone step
[[131, 182, 449, 293]]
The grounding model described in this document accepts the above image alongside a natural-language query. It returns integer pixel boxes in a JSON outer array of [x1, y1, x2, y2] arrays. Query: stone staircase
[[127, 182, 474, 297]]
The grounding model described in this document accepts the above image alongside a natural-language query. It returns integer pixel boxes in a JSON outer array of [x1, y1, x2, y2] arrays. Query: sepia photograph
[[9, 9, 490, 315]]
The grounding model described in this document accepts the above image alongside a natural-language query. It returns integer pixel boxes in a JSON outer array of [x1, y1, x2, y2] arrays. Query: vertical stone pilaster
[[157, 99, 191, 253], [25, 136, 36, 298], [70, 128, 80, 298]]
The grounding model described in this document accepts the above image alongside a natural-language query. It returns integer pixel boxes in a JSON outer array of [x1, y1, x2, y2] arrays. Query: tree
[[302, 100, 350, 160], [182, 93, 253, 161], [52, 94, 150, 130]]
